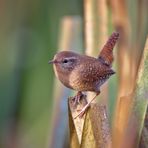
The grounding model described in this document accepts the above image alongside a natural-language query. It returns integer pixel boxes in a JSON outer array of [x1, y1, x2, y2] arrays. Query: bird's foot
[[72, 91, 86, 107], [74, 91, 100, 119], [74, 103, 90, 119]]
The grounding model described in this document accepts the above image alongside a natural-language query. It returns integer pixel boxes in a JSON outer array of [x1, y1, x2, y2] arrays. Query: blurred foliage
[[0, 0, 82, 147]]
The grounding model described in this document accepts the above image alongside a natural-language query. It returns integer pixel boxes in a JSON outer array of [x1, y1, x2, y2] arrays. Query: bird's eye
[[63, 59, 68, 63]]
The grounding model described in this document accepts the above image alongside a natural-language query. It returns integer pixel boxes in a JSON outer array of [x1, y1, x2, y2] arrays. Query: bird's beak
[[48, 59, 58, 64], [48, 60, 55, 64]]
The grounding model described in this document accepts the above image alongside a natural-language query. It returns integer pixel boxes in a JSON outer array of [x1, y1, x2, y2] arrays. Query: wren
[[49, 32, 119, 118]]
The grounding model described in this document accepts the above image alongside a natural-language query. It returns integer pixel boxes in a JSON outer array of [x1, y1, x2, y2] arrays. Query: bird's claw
[[74, 103, 90, 119], [72, 91, 85, 107], [74, 91, 100, 119]]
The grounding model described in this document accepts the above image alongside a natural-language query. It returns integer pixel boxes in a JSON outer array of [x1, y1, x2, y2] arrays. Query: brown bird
[[49, 32, 119, 118]]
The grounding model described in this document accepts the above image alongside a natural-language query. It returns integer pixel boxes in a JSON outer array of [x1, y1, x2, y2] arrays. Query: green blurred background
[[1, 0, 148, 147], [0, 0, 82, 148]]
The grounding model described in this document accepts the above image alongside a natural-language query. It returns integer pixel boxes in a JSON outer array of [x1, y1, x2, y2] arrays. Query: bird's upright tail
[[98, 32, 119, 67]]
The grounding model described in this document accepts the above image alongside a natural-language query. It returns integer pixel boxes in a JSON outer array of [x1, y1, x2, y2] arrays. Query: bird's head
[[48, 51, 80, 76]]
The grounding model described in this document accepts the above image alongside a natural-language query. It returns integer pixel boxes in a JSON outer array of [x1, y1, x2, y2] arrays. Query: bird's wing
[[78, 60, 115, 82]]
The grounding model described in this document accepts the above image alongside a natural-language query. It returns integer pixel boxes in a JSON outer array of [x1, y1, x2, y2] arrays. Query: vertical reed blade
[[98, 32, 120, 66], [48, 16, 82, 148]]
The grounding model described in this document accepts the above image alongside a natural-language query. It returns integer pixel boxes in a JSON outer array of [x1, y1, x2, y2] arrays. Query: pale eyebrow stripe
[[64, 57, 77, 60]]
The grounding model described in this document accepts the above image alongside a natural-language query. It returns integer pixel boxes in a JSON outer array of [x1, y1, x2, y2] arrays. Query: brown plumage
[[51, 51, 115, 93], [49, 32, 119, 118], [98, 32, 119, 66]]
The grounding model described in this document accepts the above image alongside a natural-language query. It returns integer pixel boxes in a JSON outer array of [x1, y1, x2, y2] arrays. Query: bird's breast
[[53, 64, 73, 89]]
